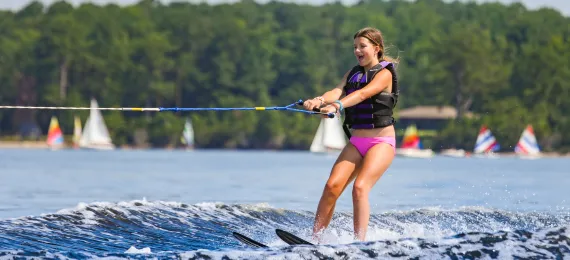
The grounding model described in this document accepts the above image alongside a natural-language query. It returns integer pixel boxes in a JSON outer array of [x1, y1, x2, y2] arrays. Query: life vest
[[342, 61, 399, 138]]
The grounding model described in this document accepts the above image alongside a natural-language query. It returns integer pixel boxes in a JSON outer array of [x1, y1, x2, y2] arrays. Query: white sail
[[73, 116, 82, 149], [79, 99, 115, 150], [181, 118, 195, 148], [310, 120, 326, 153], [310, 118, 347, 153]]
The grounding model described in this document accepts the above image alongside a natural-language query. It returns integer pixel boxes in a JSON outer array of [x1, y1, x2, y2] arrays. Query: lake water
[[0, 149, 569, 259]]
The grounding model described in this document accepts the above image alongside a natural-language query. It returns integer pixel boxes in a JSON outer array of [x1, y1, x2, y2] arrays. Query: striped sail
[[515, 125, 540, 155], [474, 126, 500, 153]]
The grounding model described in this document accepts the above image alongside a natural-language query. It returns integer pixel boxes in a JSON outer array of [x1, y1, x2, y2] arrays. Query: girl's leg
[[317, 165, 360, 238], [313, 143, 362, 240], [352, 143, 395, 241]]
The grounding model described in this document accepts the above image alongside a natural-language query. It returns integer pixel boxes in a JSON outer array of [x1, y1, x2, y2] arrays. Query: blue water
[[0, 149, 569, 259]]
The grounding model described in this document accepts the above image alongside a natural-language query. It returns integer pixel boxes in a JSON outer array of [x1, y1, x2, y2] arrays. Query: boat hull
[[396, 148, 435, 158], [79, 143, 115, 151], [439, 149, 466, 158]]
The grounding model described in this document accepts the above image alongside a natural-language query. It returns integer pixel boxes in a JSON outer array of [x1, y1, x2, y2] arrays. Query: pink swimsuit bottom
[[350, 136, 396, 157]]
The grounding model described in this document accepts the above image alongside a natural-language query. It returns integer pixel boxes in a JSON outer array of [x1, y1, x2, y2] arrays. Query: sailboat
[[180, 118, 195, 150], [395, 124, 435, 158], [473, 125, 500, 158], [514, 125, 541, 159], [310, 117, 347, 154], [72, 116, 82, 149], [46, 116, 64, 150], [78, 99, 115, 150]]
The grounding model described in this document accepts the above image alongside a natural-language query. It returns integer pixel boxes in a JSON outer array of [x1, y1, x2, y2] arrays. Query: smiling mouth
[[357, 55, 364, 61]]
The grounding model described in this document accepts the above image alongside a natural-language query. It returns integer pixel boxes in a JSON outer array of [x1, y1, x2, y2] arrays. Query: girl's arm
[[330, 69, 392, 111], [319, 70, 350, 104], [309, 70, 350, 107]]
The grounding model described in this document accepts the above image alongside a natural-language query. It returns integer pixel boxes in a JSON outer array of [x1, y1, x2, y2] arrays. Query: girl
[[303, 27, 399, 242]]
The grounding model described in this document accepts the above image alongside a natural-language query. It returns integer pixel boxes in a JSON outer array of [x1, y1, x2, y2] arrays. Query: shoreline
[[1, 141, 569, 157], [0, 141, 49, 149]]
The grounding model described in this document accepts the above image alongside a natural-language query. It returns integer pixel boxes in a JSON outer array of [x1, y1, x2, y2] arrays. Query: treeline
[[0, 0, 569, 151]]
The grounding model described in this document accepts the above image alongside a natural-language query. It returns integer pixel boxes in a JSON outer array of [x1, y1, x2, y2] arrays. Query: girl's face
[[353, 37, 379, 67]]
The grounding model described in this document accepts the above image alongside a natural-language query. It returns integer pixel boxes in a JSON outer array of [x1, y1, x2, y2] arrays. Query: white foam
[[124, 246, 152, 254], [4, 200, 569, 259]]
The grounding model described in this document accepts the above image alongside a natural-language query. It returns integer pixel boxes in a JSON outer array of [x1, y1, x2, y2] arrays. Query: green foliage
[[434, 118, 483, 150], [0, 0, 569, 151]]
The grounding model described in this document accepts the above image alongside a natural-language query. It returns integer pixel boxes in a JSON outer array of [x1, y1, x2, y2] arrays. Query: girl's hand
[[303, 98, 323, 111], [319, 104, 339, 118]]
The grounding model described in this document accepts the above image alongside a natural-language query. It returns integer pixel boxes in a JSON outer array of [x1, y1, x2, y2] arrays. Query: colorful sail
[[401, 125, 421, 149], [474, 125, 500, 153], [47, 116, 64, 148], [515, 125, 540, 155], [396, 124, 434, 158]]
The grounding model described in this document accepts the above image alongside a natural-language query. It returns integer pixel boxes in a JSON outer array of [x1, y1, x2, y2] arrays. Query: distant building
[[395, 106, 476, 131]]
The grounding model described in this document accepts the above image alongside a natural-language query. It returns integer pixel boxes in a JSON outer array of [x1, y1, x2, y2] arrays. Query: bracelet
[[314, 96, 325, 105], [333, 100, 344, 112]]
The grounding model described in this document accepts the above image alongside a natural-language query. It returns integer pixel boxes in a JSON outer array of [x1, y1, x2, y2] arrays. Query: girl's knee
[[352, 181, 370, 200], [324, 180, 344, 199]]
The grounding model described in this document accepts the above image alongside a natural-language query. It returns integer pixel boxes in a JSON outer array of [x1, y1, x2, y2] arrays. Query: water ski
[[232, 232, 268, 248], [275, 229, 314, 245]]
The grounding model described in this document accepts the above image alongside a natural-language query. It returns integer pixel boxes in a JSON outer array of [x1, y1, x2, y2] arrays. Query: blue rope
[[159, 99, 335, 118], [0, 99, 336, 118]]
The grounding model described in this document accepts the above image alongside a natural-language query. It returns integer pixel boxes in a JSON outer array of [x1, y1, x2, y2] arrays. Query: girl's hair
[[353, 27, 399, 64]]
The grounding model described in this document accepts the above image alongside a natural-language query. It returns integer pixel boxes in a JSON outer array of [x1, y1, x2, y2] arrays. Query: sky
[[1, 0, 569, 16]]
